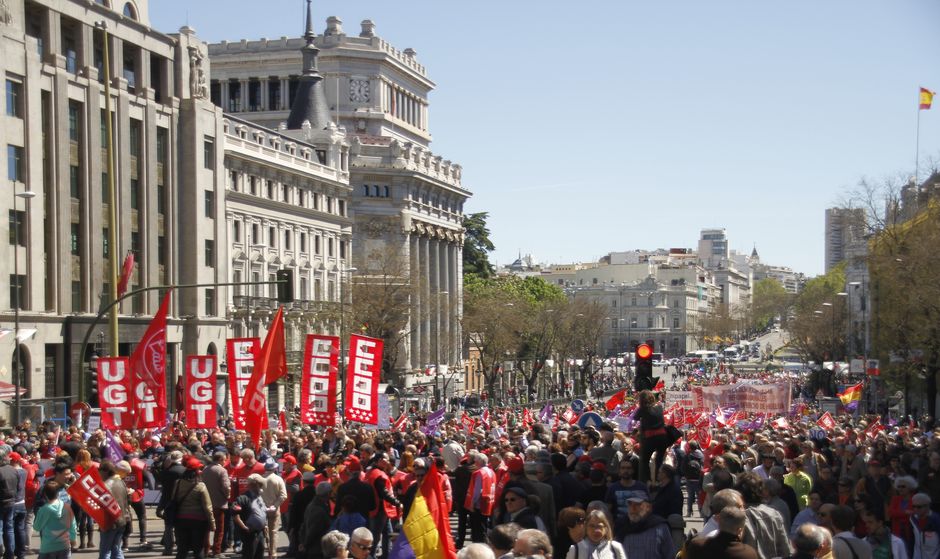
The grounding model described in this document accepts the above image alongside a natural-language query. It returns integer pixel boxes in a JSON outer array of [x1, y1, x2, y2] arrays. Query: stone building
[[0, 0, 354, 420], [206, 9, 470, 382]]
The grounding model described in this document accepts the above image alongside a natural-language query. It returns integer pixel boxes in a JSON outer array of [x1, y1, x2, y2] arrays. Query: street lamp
[[434, 290, 449, 408], [338, 266, 357, 406], [12, 186, 36, 427]]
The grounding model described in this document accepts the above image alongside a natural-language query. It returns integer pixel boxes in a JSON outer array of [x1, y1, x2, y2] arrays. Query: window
[[204, 239, 215, 267], [647, 316, 653, 328], [233, 270, 243, 296], [327, 238, 334, 257], [266, 180, 274, 199], [281, 184, 289, 202], [249, 177, 257, 195], [203, 137, 214, 168], [631, 295, 637, 306], [122, 2, 137, 20], [8, 210, 25, 246], [102, 228, 109, 258], [7, 145, 24, 182], [267, 273, 276, 298], [630, 316, 637, 328], [204, 288, 216, 317], [339, 240, 346, 259], [284, 230, 291, 251], [300, 232, 307, 253], [314, 235, 321, 255], [129, 179, 139, 210], [122, 44, 137, 92], [312, 194, 319, 210], [300, 277, 308, 300], [673, 317, 680, 328], [674, 299, 679, 308], [6, 80, 22, 118], [611, 299, 617, 308], [9, 274, 25, 309], [298, 190, 305, 206], [326, 196, 333, 213], [338, 200, 346, 216], [233, 221, 241, 243], [157, 184, 166, 215], [314, 278, 322, 300], [71, 281, 82, 312], [363, 185, 370, 197], [205, 190, 215, 218], [268, 226, 275, 246], [70, 224, 80, 255], [158, 236, 166, 265], [251, 223, 260, 245]]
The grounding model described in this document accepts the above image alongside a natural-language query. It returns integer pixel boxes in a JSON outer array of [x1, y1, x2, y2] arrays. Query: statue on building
[[0, 0, 13, 26], [188, 46, 208, 99]]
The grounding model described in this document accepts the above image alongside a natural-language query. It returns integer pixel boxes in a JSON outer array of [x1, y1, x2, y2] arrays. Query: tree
[[554, 297, 607, 398], [752, 278, 791, 330], [347, 246, 418, 384], [463, 212, 495, 280], [786, 264, 847, 394]]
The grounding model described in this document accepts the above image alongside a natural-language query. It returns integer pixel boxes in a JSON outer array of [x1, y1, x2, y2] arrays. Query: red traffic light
[[636, 343, 653, 360]]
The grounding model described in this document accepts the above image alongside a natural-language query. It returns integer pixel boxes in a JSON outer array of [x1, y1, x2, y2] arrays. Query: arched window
[[207, 343, 218, 356], [95, 0, 110, 6], [383, 185, 389, 198], [373, 185, 380, 197], [122, 2, 137, 20], [362, 185, 369, 197]]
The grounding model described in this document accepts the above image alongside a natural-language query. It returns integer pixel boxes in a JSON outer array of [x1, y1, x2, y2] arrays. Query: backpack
[[684, 454, 703, 480], [244, 496, 267, 533]]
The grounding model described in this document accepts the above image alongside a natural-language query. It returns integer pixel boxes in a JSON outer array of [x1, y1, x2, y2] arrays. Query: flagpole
[[916, 102, 921, 186]]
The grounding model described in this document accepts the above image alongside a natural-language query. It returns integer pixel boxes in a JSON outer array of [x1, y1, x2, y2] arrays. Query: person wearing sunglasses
[[494, 487, 541, 530]]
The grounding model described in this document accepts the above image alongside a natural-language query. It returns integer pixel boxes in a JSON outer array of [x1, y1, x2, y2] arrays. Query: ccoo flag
[[920, 87, 935, 110]]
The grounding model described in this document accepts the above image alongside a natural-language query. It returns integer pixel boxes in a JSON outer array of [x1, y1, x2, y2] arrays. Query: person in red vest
[[363, 453, 401, 559], [465, 451, 496, 544], [120, 457, 152, 550]]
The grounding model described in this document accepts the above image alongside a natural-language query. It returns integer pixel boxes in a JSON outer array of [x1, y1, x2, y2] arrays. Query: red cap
[[507, 456, 525, 474], [184, 457, 204, 471], [591, 462, 607, 472], [578, 455, 593, 463], [121, 443, 134, 453], [7, 452, 21, 463], [344, 456, 361, 472], [280, 454, 297, 465]]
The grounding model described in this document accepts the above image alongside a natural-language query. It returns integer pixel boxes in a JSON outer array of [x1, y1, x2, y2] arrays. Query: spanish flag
[[388, 462, 456, 559], [920, 87, 935, 110], [838, 382, 863, 405]]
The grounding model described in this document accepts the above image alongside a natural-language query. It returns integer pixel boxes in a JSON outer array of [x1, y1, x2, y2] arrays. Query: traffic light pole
[[77, 279, 288, 403]]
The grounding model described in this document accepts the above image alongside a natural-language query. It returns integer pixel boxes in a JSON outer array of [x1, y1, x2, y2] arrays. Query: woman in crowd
[[565, 509, 626, 559], [170, 457, 215, 559]]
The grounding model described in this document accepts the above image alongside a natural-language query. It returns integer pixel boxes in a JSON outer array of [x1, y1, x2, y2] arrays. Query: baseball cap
[[280, 454, 297, 465], [507, 456, 525, 474], [344, 456, 361, 472], [247, 473, 265, 485], [626, 490, 651, 503]]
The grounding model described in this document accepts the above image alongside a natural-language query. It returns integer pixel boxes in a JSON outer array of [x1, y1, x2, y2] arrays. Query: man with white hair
[[512, 528, 552, 559], [465, 452, 495, 543], [456, 543, 495, 559], [910, 492, 940, 559]]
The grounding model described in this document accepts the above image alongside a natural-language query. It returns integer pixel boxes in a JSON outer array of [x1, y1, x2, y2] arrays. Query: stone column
[[240, 79, 248, 112], [421, 236, 431, 367], [260, 78, 268, 111], [439, 239, 450, 366], [408, 233, 419, 372]]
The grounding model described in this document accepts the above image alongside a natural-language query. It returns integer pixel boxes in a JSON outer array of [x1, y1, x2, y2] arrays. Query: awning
[[0, 381, 27, 400], [0, 328, 37, 342]]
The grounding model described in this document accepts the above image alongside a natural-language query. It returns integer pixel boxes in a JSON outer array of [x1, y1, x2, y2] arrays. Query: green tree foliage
[[462, 212, 495, 280], [787, 263, 847, 367], [751, 278, 792, 329]]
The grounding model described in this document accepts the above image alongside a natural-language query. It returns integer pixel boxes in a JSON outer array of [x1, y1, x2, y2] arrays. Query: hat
[[344, 456, 361, 472], [264, 459, 278, 472], [506, 456, 525, 474], [626, 490, 651, 503], [247, 473, 265, 485], [117, 460, 133, 473], [504, 486, 528, 499], [183, 457, 202, 472], [280, 454, 297, 465], [7, 452, 21, 463], [591, 462, 607, 472]]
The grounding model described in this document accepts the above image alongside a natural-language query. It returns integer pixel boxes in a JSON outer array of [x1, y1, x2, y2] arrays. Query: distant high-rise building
[[824, 208, 866, 273], [697, 228, 729, 269]]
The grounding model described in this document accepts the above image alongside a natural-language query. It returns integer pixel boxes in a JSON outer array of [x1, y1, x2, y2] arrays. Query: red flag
[[672, 407, 686, 427], [129, 290, 171, 427], [392, 412, 408, 432], [481, 409, 490, 428], [226, 338, 260, 430], [278, 410, 287, 431], [98, 357, 135, 430], [522, 408, 533, 428], [460, 412, 474, 432], [299, 335, 340, 426], [561, 408, 577, 424], [816, 411, 836, 431], [116, 251, 135, 298], [184, 356, 217, 429], [605, 389, 626, 411], [256, 307, 287, 385], [243, 308, 288, 448], [654, 378, 665, 392], [344, 334, 383, 425], [67, 466, 122, 531]]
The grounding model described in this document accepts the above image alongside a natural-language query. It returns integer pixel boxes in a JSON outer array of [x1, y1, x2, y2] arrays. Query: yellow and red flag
[[920, 87, 935, 110]]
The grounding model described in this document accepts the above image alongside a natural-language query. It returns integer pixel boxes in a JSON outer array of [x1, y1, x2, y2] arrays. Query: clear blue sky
[[150, 1, 940, 278]]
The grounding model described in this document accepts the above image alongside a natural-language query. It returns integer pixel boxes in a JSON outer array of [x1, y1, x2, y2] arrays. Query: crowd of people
[[0, 379, 937, 559]]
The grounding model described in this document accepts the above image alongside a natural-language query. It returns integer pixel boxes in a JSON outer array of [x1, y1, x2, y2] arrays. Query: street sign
[[850, 359, 865, 374], [570, 399, 585, 413], [577, 411, 604, 430], [866, 359, 880, 376], [70, 401, 91, 426]]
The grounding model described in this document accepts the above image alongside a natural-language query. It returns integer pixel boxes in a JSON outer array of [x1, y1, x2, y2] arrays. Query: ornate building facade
[[207, 12, 470, 387]]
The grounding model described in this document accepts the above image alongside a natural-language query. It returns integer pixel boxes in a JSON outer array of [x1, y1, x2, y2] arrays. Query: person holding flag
[[635, 390, 671, 484]]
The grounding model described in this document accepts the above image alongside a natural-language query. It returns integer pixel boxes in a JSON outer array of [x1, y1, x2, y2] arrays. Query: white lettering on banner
[[100, 360, 129, 425], [306, 340, 332, 411], [352, 339, 377, 411], [80, 474, 121, 517], [188, 358, 214, 424], [133, 382, 158, 423], [231, 340, 255, 422]]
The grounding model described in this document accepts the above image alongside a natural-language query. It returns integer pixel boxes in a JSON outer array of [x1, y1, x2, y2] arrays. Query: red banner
[[184, 356, 217, 429], [343, 334, 383, 425], [66, 466, 122, 530], [98, 357, 135, 430], [129, 290, 171, 428], [226, 338, 261, 430], [816, 411, 836, 431], [300, 335, 339, 426]]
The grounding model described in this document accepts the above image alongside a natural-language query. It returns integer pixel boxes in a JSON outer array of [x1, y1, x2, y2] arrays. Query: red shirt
[[232, 460, 265, 498]]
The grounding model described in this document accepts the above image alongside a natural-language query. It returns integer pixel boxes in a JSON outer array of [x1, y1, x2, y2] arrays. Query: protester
[[830, 504, 873, 559], [202, 451, 231, 557], [618, 490, 674, 559], [98, 461, 131, 559], [232, 475, 267, 559], [564, 509, 625, 559], [685, 506, 757, 559]]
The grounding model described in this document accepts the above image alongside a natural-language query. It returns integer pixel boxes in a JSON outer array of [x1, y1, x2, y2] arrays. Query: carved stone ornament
[[188, 46, 208, 99], [0, 0, 12, 25]]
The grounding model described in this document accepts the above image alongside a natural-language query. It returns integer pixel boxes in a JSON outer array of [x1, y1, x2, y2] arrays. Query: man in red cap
[[278, 455, 301, 557], [335, 456, 376, 521]]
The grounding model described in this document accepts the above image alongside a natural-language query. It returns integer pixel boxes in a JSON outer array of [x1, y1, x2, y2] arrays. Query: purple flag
[[420, 407, 446, 435], [104, 430, 125, 463], [539, 403, 554, 423]]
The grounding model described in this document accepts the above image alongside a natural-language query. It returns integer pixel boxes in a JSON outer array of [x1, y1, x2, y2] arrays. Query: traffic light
[[634, 343, 654, 392], [276, 269, 294, 303]]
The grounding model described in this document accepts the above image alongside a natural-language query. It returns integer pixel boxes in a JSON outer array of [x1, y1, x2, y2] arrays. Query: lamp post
[[338, 266, 357, 408], [12, 185, 36, 427]]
